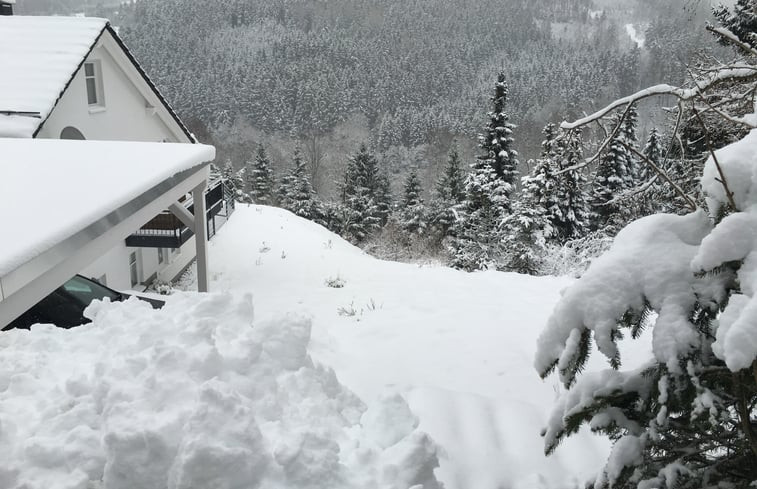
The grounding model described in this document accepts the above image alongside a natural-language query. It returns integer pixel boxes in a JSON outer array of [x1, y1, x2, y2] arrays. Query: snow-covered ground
[[194, 205, 617, 488], [0, 205, 641, 489]]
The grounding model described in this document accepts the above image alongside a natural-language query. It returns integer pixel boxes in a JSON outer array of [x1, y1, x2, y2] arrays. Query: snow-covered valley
[[0, 205, 643, 489]]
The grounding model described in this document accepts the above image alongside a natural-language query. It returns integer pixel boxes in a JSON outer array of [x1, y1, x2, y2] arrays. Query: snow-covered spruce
[[0, 293, 441, 489], [535, 127, 757, 487]]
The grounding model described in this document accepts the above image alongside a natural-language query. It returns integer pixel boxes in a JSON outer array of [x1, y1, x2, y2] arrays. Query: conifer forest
[[15, 0, 723, 270]]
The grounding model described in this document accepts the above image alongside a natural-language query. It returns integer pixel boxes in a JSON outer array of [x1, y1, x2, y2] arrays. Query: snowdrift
[[1, 204, 621, 489], [0, 293, 440, 489]]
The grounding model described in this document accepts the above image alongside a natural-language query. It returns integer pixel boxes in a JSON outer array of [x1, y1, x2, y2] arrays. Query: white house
[[0, 15, 230, 291]]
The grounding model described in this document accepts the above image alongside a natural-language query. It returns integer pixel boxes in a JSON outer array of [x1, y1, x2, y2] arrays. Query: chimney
[[0, 0, 13, 16]]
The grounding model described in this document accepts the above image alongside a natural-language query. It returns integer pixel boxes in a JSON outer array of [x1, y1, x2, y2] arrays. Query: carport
[[0, 138, 215, 328]]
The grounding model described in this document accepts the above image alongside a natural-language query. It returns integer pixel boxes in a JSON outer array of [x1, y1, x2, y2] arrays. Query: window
[[129, 252, 139, 287], [60, 126, 86, 140], [83, 61, 104, 107]]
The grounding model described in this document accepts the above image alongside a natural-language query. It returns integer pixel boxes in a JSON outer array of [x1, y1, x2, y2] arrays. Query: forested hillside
[[99, 0, 719, 196]]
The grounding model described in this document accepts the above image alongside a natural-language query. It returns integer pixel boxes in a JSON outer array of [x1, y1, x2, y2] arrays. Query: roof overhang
[[0, 138, 215, 328]]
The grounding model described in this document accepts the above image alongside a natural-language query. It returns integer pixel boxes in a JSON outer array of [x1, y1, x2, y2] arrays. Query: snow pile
[[0, 293, 441, 489], [200, 205, 614, 489]]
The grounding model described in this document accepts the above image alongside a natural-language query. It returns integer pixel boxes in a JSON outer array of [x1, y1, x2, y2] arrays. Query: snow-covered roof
[[0, 16, 194, 141], [0, 138, 215, 277], [0, 16, 108, 137]]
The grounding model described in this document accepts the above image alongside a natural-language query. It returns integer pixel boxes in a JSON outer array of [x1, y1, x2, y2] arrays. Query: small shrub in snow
[[365, 298, 381, 311], [337, 302, 358, 317], [325, 275, 346, 288], [540, 231, 614, 277]]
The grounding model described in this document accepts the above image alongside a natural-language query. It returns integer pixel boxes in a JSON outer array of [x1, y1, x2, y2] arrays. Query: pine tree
[[501, 167, 554, 275], [249, 145, 276, 205], [338, 144, 388, 242], [591, 114, 635, 231], [436, 145, 466, 203], [553, 133, 591, 241], [714, 0, 757, 49], [398, 171, 427, 236], [449, 72, 520, 271], [278, 148, 322, 221], [642, 127, 663, 182], [220, 159, 245, 202], [620, 105, 641, 187], [449, 165, 510, 271], [475, 71, 519, 209], [430, 145, 467, 240]]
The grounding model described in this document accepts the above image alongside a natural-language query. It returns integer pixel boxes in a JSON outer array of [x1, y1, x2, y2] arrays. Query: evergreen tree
[[642, 127, 663, 180], [553, 133, 591, 241], [475, 71, 519, 209], [430, 145, 467, 240], [620, 105, 641, 186], [449, 165, 509, 271], [338, 144, 388, 242], [502, 167, 554, 275], [278, 148, 322, 221], [220, 159, 245, 202], [374, 173, 393, 227], [541, 123, 561, 159], [449, 72, 520, 271], [714, 0, 757, 49], [591, 114, 635, 231], [249, 145, 276, 205], [436, 145, 466, 203], [398, 171, 427, 236]]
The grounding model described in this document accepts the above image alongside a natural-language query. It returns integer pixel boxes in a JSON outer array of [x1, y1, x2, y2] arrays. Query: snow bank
[[200, 205, 613, 489], [0, 293, 441, 489]]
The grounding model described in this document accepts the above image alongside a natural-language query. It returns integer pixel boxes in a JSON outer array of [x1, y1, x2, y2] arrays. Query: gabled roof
[[0, 16, 193, 141]]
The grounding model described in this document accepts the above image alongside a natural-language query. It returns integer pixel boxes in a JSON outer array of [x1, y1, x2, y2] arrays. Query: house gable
[[37, 29, 192, 143], [0, 16, 193, 143]]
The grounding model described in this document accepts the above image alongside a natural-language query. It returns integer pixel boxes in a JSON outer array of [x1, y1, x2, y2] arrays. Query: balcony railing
[[125, 178, 235, 248]]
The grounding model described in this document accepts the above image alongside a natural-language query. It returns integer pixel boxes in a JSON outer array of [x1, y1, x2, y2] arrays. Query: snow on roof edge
[[0, 138, 215, 277]]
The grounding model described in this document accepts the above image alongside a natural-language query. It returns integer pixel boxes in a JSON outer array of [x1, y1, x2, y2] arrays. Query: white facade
[[36, 33, 188, 144], [30, 25, 200, 291]]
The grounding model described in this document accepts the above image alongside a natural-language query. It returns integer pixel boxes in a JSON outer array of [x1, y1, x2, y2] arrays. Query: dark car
[[2, 275, 165, 331]]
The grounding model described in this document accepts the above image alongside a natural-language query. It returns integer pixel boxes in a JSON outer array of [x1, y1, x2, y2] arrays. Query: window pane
[[84, 63, 94, 76], [86, 78, 98, 104]]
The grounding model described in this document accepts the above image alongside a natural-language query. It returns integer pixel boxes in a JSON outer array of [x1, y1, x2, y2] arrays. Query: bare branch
[[561, 67, 757, 131], [692, 107, 738, 210], [616, 140, 698, 212]]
